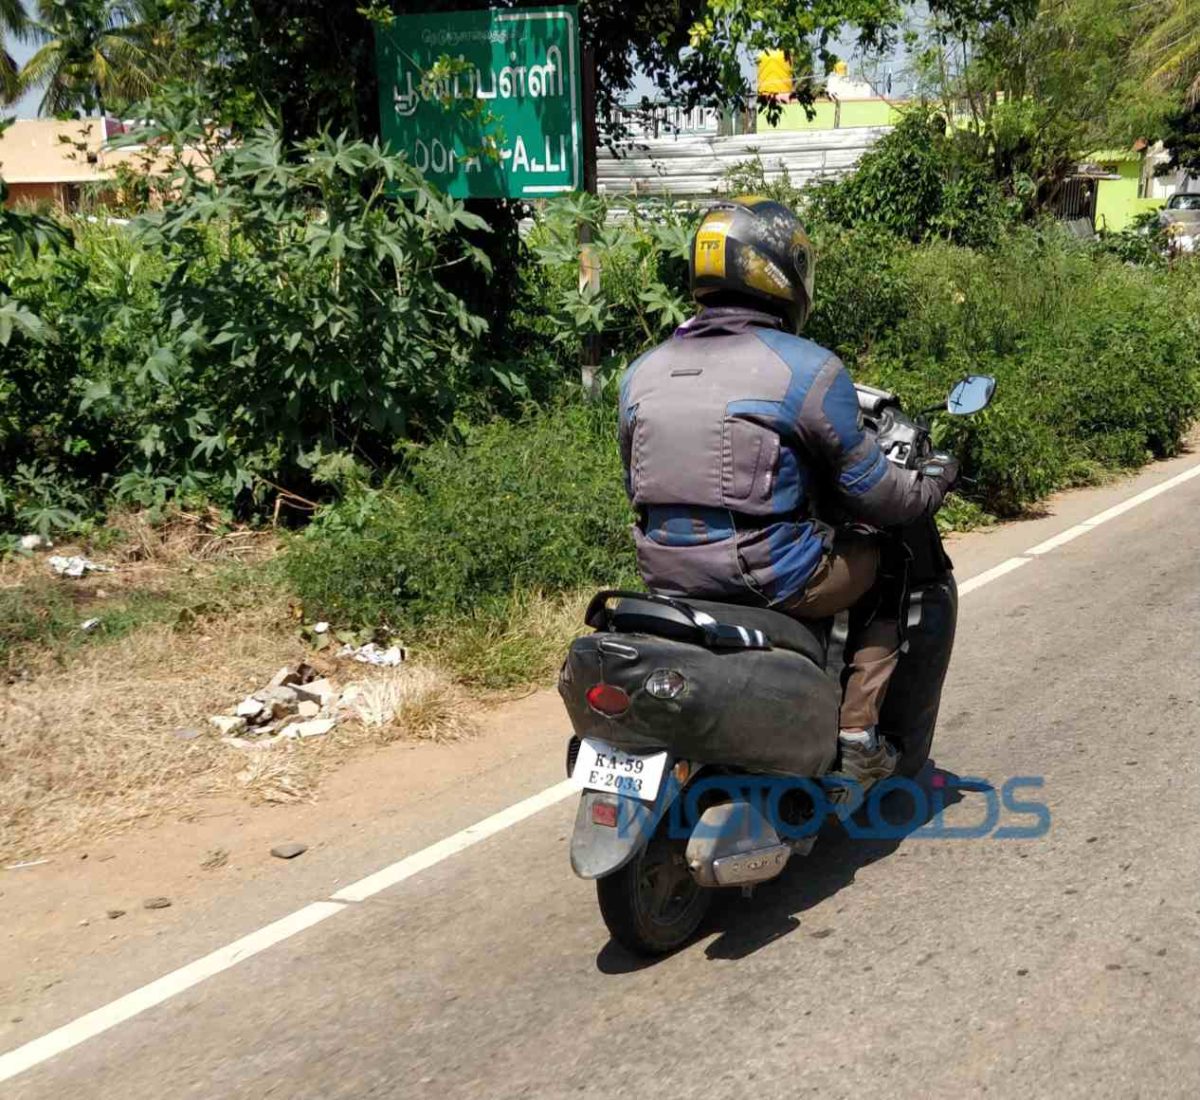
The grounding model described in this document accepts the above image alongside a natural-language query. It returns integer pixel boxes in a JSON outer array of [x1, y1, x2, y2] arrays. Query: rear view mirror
[[947, 375, 996, 416]]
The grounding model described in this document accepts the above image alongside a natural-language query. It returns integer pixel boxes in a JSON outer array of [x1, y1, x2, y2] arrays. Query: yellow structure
[[757, 52, 793, 97], [0, 118, 202, 210]]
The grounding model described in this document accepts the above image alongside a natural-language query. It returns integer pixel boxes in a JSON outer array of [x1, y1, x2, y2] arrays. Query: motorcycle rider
[[617, 198, 959, 784]]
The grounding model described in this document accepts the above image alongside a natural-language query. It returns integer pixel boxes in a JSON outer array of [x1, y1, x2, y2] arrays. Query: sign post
[[375, 5, 583, 201], [578, 44, 601, 398]]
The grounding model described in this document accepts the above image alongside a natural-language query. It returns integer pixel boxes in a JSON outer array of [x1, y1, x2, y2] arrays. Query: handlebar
[[854, 387, 933, 471]]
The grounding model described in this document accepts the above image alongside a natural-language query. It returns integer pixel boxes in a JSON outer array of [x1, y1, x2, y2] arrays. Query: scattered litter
[[48, 555, 113, 578], [79, 617, 102, 633], [5, 858, 51, 871], [78, 919, 90, 927], [313, 621, 330, 634], [297, 700, 320, 719], [106, 909, 125, 920], [172, 727, 202, 741], [142, 896, 172, 910], [336, 642, 406, 667], [271, 843, 307, 860], [19, 533, 52, 551]]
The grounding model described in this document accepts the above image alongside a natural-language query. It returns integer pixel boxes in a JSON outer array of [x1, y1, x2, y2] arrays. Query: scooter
[[559, 375, 997, 955]]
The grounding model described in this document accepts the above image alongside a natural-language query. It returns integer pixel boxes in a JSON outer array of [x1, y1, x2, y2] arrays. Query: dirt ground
[[0, 687, 555, 1019]]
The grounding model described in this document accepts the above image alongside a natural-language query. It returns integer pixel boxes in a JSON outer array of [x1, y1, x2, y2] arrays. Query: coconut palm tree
[[0, 0, 29, 104], [20, 0, 164, 117], [1138, 0, 1200, 105]]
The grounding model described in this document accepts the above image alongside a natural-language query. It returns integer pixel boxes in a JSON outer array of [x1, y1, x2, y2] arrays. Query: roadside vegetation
[[1, 0, 1199, 856]]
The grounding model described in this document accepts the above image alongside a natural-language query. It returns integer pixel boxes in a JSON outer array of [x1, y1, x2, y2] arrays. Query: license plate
[[571, 738, 668, 803]]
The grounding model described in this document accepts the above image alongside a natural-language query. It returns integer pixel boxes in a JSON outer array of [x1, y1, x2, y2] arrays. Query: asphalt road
[[6, 462, 1200, 1099]]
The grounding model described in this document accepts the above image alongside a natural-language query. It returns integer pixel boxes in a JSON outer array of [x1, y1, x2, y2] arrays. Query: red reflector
[[586, 683, 630, 717], [592, 800, 619, 827]]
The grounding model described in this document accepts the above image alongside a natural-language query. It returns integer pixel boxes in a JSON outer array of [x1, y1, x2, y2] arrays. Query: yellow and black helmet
[[689, 197, 816, 332]]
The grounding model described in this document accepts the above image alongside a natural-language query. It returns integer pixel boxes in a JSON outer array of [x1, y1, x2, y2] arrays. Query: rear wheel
[[893, 727, 934, 779], [596, 829, 711, 956]]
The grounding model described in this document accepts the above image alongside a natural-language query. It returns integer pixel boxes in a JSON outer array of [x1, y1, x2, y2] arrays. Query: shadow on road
[[596, 764, 980, 974]]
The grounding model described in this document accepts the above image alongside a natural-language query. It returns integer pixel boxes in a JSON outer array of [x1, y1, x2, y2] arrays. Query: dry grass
[[340, 665, 475, 744], [0, 600, 308, 860], [422, 588, 590, 692], [0, 509, 535, 861], [0, 595, 476, 861]]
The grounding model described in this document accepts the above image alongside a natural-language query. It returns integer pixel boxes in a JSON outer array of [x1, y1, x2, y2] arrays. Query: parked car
[[1158, 192, 1200, 254]]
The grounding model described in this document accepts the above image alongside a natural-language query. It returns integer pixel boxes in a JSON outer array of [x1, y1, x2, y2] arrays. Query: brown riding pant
[[781, 529, 901, 730]]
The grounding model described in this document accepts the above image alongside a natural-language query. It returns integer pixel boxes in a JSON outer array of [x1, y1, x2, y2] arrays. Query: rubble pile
[[209, 663, 344, 748]]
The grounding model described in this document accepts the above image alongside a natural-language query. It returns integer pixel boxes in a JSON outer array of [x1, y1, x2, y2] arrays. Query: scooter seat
[[611, 595, 828, 669]]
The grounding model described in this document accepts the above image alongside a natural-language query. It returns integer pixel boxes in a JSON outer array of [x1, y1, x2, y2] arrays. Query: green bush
[[285, 401, 636, 631], [808, 227, 1200, 514], [0, 125, 517, 532], [511, 193, 699, 387], [805, 110, 1017, 249]]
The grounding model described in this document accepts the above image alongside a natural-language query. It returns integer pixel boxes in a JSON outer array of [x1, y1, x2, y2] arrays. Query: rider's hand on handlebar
[[921, 451, 960, 490]]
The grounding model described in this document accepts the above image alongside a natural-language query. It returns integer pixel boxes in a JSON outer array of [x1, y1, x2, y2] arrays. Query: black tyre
[[596, 830, 711, 956], [893, 727, 934, 779]]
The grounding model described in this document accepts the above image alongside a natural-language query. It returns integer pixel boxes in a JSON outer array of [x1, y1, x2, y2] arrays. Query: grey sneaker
[[835, 729, 899, 788]]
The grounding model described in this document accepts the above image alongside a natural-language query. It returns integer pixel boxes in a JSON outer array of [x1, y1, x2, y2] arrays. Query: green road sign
[[375, 5, 583, 200]]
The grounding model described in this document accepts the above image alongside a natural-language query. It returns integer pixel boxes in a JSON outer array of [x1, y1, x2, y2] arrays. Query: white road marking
[[1024, 525, 1091, 556], [4, 458, 1200, 1083], [1072, 461, 1200, 527], [332, 780, 578, 902], [0, 902, 345, 1085], [956, 555, 1030, 596]]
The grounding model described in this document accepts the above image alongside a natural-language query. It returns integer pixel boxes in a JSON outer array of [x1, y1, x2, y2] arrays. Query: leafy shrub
[[0, 125, 506, 530], [806, 110, 1016, 248], [1093, 210, 1169, 266], [285, 401, 636, 632], [824, 227, 1200, 514], [512, 193, 699, 388]]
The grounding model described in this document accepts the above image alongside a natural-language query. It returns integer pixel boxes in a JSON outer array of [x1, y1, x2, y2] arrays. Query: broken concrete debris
[[293, 677, 337, 707], [210, 714, 248, 736], [209, 664, 348, 747], [235, 696, 266, 720], [285, 718, 336, 739]]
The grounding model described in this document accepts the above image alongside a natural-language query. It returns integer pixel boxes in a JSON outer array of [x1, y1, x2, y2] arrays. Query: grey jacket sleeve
[[797, 356, 954, 527], [618, 366, 637, 502]]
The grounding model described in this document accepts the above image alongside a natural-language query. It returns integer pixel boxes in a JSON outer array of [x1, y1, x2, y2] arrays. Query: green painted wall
[[1094, 160, 1164, 231], [761, 99, 903, 131]]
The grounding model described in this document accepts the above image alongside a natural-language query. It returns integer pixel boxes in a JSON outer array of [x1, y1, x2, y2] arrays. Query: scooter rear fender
[[570, 769, 682, 880]]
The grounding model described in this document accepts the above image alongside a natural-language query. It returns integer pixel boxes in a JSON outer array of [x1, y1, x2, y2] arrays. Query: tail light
[[591, 799, 619, 827], [586, 683, 630, 717]]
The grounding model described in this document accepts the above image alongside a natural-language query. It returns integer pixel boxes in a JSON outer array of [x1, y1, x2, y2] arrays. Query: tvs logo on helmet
[[694, 214, 733, 278]]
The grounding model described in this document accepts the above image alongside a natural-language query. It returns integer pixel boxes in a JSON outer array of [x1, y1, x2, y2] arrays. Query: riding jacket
[[618, 306, 954, 605]]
